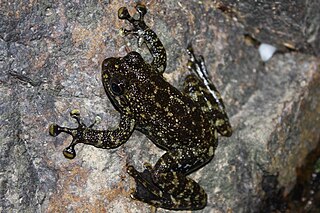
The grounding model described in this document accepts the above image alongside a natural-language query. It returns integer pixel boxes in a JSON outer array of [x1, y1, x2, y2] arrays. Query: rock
[[0, 1, 319, 212]]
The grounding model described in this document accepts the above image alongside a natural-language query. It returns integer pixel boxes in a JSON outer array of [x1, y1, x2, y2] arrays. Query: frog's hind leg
[[183, 44, 232, 137], [127, 149, 210, 210]]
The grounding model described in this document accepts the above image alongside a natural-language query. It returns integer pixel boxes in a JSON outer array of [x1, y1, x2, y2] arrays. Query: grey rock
[[0, 1, 319, 212]]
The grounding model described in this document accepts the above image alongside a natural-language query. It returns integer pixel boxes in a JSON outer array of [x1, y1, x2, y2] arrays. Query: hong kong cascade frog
[[49, 4, 232, 210]]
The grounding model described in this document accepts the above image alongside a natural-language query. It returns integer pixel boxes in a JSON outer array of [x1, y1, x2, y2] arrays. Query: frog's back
[[127, 74, 214, 149]]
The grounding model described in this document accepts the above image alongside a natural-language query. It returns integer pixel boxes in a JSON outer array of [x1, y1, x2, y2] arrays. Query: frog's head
[[101, 51, 151, 114]]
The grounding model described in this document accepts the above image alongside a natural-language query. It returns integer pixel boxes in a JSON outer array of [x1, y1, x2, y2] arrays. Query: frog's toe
[[118, 7, 132, 21], [126, 165, 136, 176], [49, 124, 61, 137], [129, 172, 165, 207], [143, 162, 153, 170], [127, 165, 152, 198], [127, 164, 153, 183], [49, 123, 74, 137], [63, 145, 76, 159], [130, 181, 158, 203], [135, 4, 147, 19]]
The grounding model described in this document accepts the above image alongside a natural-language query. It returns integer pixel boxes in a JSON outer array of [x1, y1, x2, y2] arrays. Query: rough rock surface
[[0, 1, 319, 212]]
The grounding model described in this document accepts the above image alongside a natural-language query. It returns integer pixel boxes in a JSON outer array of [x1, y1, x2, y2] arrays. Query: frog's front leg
[[184, 45, 232, 136], [118, 4, 166, 73], [49, 110, 135, 159], [127, 148, 212, 210]]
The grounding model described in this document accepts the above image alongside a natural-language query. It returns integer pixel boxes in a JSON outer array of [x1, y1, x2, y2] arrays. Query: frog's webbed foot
[[118, 4, 167, 73], [49, 109, 95, 159], [127, 164, 169, 208]]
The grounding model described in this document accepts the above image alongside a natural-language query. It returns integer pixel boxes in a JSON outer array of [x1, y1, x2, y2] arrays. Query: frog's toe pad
[[143, 162, 153, 170], [63, 146, 76, 159], [118, 7, 131, 20], [49, 124, 60, 137]]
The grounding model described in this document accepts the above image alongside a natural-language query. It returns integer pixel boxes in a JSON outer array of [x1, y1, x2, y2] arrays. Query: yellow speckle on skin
[[157, 132, 163, 137], [115, 97, 121, 103], [208, 146, 214, 157], [110, 134, 114, 142], [97, 133, 103, 146], [206, 101, 213, 109], [215, 119, 225, 127]]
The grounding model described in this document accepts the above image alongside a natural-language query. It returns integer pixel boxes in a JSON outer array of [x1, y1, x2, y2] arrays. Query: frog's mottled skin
[[49, 4, 232, 210]]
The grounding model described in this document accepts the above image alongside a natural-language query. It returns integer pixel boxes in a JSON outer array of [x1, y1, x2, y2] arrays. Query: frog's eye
[[110, 78, 124, 96]]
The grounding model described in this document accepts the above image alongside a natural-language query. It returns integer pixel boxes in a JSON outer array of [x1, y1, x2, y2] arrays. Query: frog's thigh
[[183, 73, 225, 110], [152, 149, 211, 208], [183, 74, 209, 105], [183, 74, 232, 137]]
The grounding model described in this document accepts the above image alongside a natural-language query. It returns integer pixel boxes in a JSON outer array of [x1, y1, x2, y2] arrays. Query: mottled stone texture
[[0, 0, 319, 212]]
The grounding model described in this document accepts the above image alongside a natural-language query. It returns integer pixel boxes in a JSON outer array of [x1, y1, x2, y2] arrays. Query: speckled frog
[[49, 4, 232, 210]]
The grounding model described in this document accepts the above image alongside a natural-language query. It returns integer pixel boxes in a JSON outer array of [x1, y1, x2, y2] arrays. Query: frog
[[49, 4, 232, 210]]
